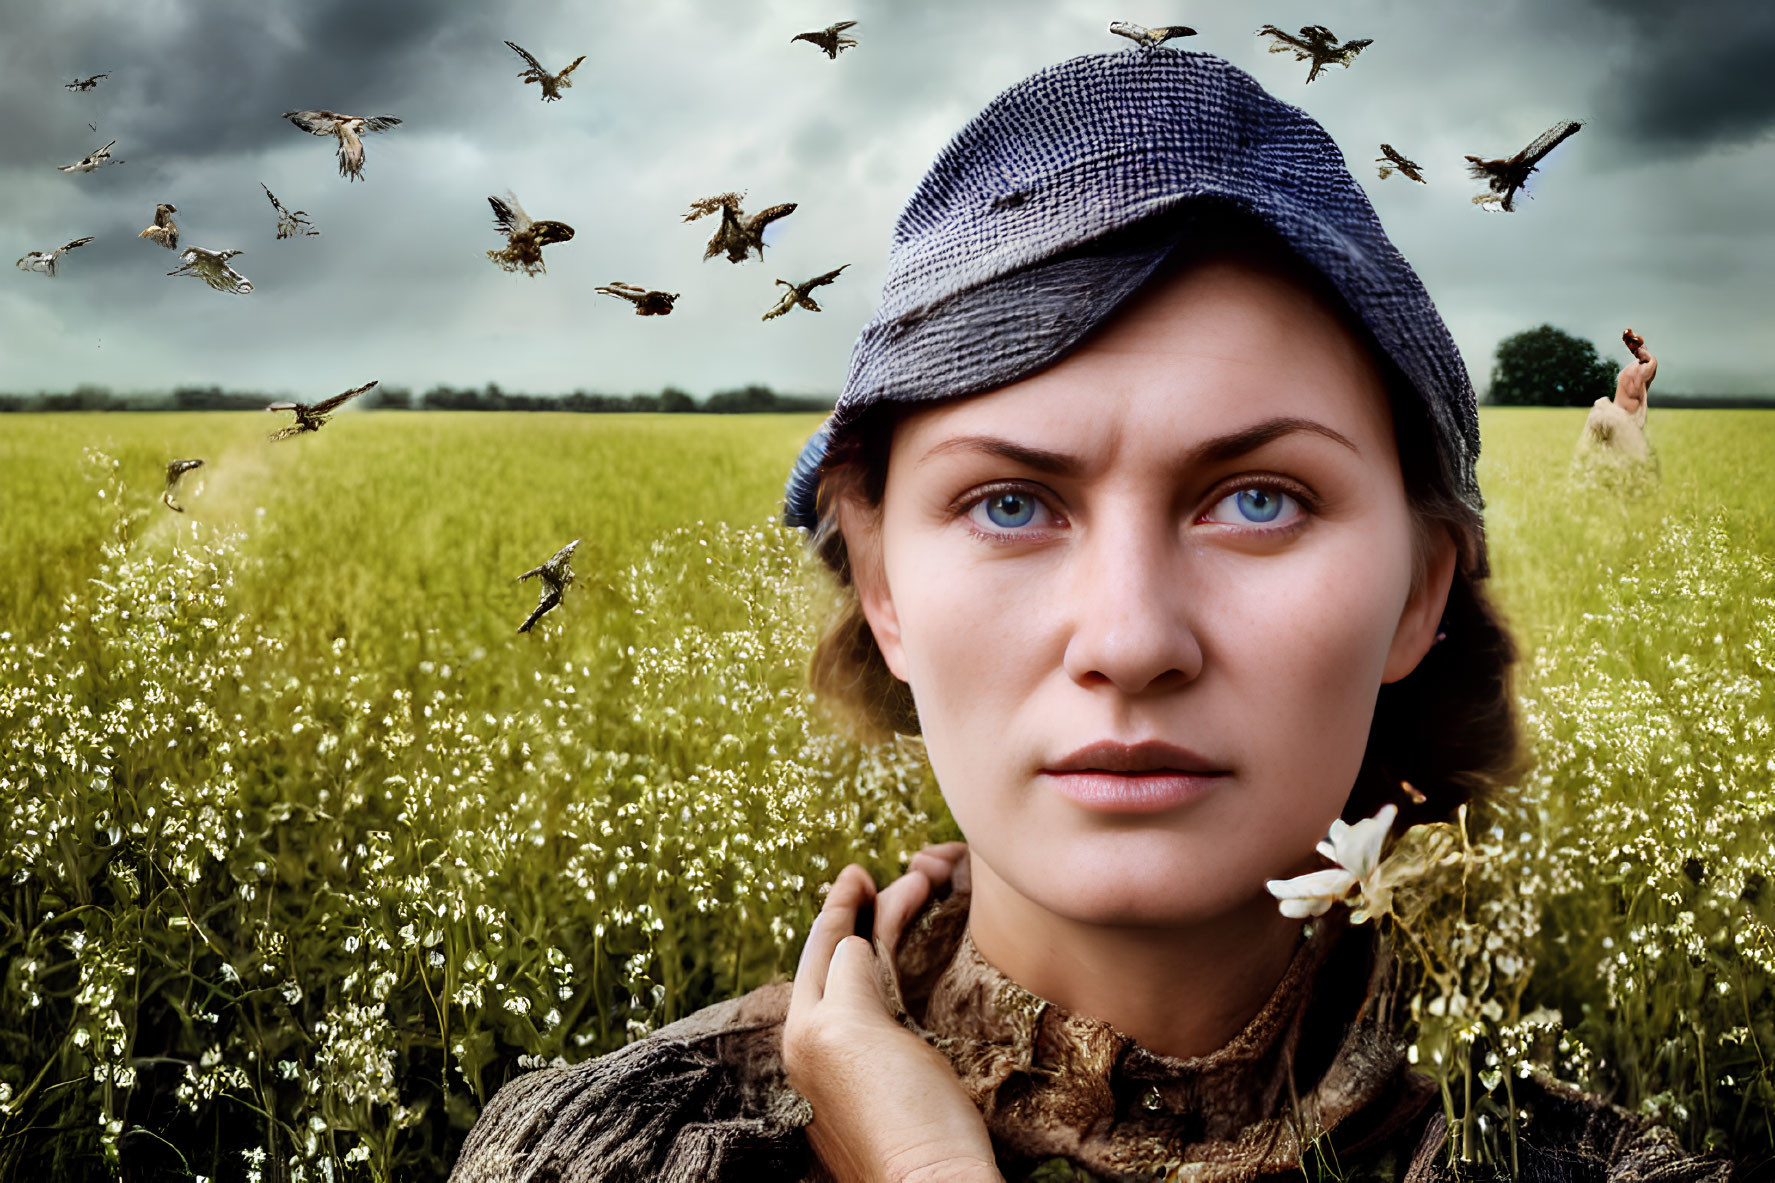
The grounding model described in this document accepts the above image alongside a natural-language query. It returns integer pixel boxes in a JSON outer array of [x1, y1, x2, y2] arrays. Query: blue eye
[[983, 491, 1036, 527], [1235, 488, 1280, 522], [966, 487, 1053, 534], [1203, 485, 1301, 527]]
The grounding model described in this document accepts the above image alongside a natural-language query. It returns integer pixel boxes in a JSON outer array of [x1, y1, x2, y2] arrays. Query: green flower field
[[0, 409, 1770, 1181]]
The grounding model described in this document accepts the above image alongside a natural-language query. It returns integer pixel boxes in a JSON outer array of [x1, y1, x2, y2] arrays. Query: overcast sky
[[2, 0, 1770, 399]]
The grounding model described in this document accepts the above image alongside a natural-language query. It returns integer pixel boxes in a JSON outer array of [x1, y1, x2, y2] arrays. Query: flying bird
[[15, 236, 94, 277], [1465, 121, 1583, 212], [87, 122, 98, 133], [64, 73, 109, 92], [505, 41, 587, 101], [137, 203, 180, 250], [763, 264, 849, 322], [261, 183, 319, 238], [1108, 21, 1197, 49], [167, 247, 253, 294], [162, 459, 204, 513], [281, 110, 402, 182], [58, 140, 122, 173], [515, 539, 580, 634], [595, 282, 679, 316], [683, 192, 798, 263], [1256, 24, 1373, 83], [486, 191, 575, 276], [791, 20, 858, 59], [265, 381, 377, 442], [1375, 144, 1426, 184]]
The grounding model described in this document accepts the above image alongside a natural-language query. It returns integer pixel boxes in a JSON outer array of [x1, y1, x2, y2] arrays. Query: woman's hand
[[783, 844, 1001, 1183]]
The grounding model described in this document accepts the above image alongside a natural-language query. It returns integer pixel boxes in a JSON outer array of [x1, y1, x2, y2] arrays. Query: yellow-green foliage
[[0, 409, 1769, 1181]]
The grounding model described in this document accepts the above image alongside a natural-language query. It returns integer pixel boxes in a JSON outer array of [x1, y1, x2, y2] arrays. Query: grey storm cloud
[[1584, 0, 1775, 159], [1, 0, 1770, 399]]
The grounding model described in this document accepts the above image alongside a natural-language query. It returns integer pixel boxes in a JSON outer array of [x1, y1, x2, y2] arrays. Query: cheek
[[892, 546, 1059, 732], [1199, 529, 1411, 804], [882, 535, 1065, 815]]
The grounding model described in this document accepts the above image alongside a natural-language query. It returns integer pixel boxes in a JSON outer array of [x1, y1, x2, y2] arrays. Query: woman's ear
[[839, 498, 911, 684], [1382, 526, 1458, 684]]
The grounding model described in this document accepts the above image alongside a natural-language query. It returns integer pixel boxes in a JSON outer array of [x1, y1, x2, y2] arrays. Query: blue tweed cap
[[783, 49, 1482, 562]]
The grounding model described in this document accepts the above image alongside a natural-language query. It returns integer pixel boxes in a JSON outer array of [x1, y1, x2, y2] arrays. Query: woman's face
[[845, 254, 1455, 927]]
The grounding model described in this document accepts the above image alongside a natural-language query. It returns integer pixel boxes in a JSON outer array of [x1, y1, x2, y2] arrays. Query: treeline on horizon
[[0, 382, 835, 414], [2, 382, 1771, 414]]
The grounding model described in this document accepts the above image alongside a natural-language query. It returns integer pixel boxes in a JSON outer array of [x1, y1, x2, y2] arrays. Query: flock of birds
[[1106, 20, 1585, 210], [34, 18, 1589, 634], [26, 35, 869, 328]]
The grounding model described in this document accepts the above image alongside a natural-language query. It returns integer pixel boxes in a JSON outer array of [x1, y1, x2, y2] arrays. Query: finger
[[791, 865, 877, 1012], [917, 840, 969, 869], [907, 849, 959, 886], [873, 868, 932, 957], [821, 934, 891, 1014]]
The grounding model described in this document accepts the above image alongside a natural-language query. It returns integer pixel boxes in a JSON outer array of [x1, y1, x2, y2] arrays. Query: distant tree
[[658, 387, 696, 413], [42, 384, 115, 411], [1488, 324, 1616, 407], [704, 384, 778, 413]]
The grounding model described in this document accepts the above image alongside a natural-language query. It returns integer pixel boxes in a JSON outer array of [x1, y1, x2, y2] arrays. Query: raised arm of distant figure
[[1614, 330, 1656, 418]]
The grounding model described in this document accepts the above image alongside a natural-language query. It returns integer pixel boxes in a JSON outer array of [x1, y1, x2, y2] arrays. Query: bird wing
[[213, 264, 254, 294], [506, 40, 548, 77], [312, 380, 377, 415], [489, 192, 532, 234], [517, 589, 561, 633], [283, 110, 344, 135], [596, 286, 641, 303], [1517, 120, 1583, 166], [358, 115, 402, 134], [762, 292, 796, 321], [1107, 21, 1148, 43], [1337, 37, 1374, 59], [550, 540, 580, 567], [1464, 153, 1505, 182], [746, 202, 797, 232], [557, 55, 587, 84], [531, 219, 575, 246], [682, 192, 742, 222], [265, 401, 302, 412], [804, 264, 849, 290], [57, 237, 96, 256], [261, 181, 289, 215], [1257, 25, 1309, 52], [827, 20, 858, 32]]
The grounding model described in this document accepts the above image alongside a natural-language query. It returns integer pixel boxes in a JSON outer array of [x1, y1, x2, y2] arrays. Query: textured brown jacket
[[451, 886, 1732, 1182]]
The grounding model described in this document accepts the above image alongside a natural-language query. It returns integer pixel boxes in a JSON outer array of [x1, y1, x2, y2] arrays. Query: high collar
[[878, 887, 1437, 1181]]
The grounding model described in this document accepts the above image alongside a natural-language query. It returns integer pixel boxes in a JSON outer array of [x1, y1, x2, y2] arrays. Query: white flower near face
[[1266, 803, 1397, 920]]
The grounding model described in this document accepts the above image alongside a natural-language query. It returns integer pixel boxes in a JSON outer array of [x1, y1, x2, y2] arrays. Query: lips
[[1040, 740, 1229, 814], [1043, 739, 1226, 776]]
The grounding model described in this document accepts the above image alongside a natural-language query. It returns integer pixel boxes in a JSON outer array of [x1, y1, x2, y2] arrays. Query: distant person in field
[[1578, 328, 1657, 462]]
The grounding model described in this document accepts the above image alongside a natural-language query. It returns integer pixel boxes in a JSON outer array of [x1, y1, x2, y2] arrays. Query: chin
[[1007, 857, 1269, 929]]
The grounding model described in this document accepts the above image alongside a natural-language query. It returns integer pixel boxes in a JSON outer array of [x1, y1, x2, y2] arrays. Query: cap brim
[[782, 216, 1195, 530]]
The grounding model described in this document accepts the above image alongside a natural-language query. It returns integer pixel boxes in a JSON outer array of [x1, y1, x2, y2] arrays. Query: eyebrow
[[916, 415, 1361, 474]]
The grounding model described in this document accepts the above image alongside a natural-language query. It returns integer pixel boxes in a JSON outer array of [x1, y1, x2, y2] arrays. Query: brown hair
[[805, 215, 1528, 826]]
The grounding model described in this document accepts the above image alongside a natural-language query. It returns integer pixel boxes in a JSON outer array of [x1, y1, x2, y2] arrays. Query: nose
[[1061, 512, 1204, 695]]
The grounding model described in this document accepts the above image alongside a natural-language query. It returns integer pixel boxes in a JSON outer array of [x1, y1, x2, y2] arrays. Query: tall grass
[[0, 409, 1768, 1180]]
